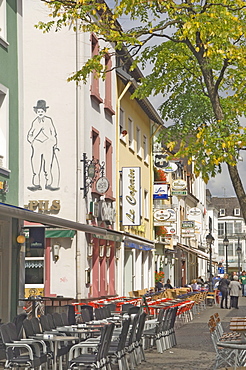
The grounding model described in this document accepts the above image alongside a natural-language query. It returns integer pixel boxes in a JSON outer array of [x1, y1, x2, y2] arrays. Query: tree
[[38, 0, 246, 221]]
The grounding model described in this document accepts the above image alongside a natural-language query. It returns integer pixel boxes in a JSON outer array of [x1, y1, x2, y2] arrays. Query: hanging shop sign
[[153, 208, 176, 223], [97, 200, 116, 224], [153, 184, 168, 199], [171, 190, 187, 196], [95, 176, 110, 194], [24, 200, 61, 213], [163, 162, 178, 173], [181, 220, 195, 237], [154, 154, 169, 168], [29, 227, 45, 248], [122, 167, 141, 226], [172, 179, 187, 190], [165, 225, 176, 235], [188, 207, 202, 217]]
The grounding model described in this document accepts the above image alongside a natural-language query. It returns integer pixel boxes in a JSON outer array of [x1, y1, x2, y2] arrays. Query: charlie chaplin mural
[[27, 100, 60, 191]]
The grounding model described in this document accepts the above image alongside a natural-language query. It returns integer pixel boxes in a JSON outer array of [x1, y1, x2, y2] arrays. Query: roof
[[210, 197, 241, 218]]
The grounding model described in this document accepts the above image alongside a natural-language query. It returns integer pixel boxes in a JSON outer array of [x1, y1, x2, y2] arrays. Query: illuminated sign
[[122, 167, 141, 226]]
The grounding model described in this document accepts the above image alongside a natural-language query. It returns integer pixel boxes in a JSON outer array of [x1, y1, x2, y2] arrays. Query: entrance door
[[124, 249, 133, 296]]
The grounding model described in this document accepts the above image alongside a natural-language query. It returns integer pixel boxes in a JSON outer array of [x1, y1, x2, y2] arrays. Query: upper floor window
[[105, 139, 113, 198], [218, 243, 224, 256], [104, 54, 115, 115], [136, 127, 141, 157], [144, 189, 149, 220], [143, 135, 148, 163], [128, 117, 134, 150], [90, 34, 103, 104], [218, 223, 224, 236], [235, 221, 242, 234], [0, 0, 7, 47], [219, 208, 225, 216], [119, 108, 126, 142], [234, 208, 240, 216], [227, 222, 233, 235], [0, 83, 9, 169]]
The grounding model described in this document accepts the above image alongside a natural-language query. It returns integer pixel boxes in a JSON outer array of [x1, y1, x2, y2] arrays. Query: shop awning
[[124, 236, 154, 251], [0, 202, 117, 237], [176, 243, 217, 262]]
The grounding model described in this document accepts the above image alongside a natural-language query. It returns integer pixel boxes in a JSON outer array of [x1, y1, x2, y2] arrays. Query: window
[[136, 127, 141, 157], [218, 223, 224, 236], [0, 84, 9, 169], [235, 222, 242, 234], [128, 117, 134, 150], [227, 223, 233, 235], [218, 243, 224, 257], [90, 34, 103, 103], [143, 135, 148, 163], [105, 139, 112, 197], [234, 208, 240, 216], [0, 0, 7, 47], [219, 208, 225, 216], [104, 54, 115, 115], [228, 244, 233, 256], [119, 108, 126, 142], [144, 190, 149, 220], [91, 128, 100, 192]]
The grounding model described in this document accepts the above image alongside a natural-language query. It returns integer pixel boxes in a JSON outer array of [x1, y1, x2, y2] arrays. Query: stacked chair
[[208, 313, 246, 369]]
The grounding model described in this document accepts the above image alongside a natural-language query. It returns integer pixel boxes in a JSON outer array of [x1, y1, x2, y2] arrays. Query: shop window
[[0, 0, 7, 47], [0, 84, 9, 169]]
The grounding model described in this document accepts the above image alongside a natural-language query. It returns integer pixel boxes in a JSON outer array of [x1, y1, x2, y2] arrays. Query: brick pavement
[[143, 296, 246, 370]]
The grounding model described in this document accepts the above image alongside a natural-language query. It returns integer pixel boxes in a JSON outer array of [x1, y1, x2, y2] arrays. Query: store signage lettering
[[98, 200, 116, 224], [25, 200, 60, 213], [153, 184, 168, 199], [122, 167, 141, 226]]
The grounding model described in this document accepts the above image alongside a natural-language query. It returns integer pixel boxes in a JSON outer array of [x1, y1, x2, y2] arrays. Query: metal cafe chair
[[68, 322, 115, 369], [108, 317, 131, 369], [0, 322, 48, 369]]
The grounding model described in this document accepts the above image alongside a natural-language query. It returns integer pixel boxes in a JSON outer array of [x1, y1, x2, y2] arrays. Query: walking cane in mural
[[27, 100, 60, 191]]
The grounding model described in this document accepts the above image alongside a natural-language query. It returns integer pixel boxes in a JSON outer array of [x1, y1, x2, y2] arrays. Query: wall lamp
[[52, 243, 60, 262], [99, 245, 105, 258], [106, 244, 111, 258], [17, 234, 26, 244], [87, 241, 94, 258]]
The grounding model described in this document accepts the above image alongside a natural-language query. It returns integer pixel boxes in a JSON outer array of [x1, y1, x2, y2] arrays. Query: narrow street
[[143, 297, 246, 369]]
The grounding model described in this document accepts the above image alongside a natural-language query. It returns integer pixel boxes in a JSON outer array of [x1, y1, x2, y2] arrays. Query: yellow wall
[[117, 78, 153, 241]]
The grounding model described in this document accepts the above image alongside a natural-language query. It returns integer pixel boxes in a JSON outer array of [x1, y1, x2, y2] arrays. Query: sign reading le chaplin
[[122, 167, 141, 226]]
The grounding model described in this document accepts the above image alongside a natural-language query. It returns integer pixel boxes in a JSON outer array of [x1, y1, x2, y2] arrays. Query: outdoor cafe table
[[56, 324, 104, 341], [35, 334, 78, 370]]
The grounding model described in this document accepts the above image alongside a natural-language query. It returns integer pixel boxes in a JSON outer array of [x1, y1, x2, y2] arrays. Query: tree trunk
[[227, 163, 246, 223]]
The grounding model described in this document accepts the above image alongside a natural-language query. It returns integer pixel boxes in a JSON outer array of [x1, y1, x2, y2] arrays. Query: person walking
[[229, 275, 242, 309], [218, 273, 230, 309]]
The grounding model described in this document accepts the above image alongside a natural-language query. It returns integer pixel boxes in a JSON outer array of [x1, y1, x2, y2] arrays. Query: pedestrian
[[164, 279, 173, 289], [190, 279, 199, 291], [229, 275, 242, 309], [239, 270, 246, 296], [218, 273, 230, 309]]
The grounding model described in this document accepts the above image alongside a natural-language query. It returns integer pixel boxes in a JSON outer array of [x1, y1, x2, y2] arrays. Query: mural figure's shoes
[[27, 185, 42, 191], [45, 185, 60, 191]]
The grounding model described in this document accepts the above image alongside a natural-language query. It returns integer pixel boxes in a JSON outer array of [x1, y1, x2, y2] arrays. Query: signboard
[[29, 227, 45, 249], [188, 207, 202, 216], [181, 220, 195, 237], [165, 225, 176, 235], [153, 208, 176, 223], [154, 154, 169, 168], [187, 207, 202, 233], [172, 179, 187, 190], [122, 167, 141, 226], [163, 162, 178, 173], [95, 176, 110, 194], [171, 190, 187, 196], [97, 200, 116, 224], [153, 184, 168, 199]]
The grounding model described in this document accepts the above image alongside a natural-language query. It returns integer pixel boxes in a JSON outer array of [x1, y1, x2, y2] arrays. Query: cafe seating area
[[0, 288, 216, 369]]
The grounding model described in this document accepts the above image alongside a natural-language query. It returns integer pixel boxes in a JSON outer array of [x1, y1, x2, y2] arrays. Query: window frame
[[0, 0, 8, 48], [0, 83, 9, 170], [128, 116, 134, 151]]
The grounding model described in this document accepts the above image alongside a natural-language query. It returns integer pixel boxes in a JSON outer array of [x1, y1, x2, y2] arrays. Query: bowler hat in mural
[[33, 100, 49, 111]]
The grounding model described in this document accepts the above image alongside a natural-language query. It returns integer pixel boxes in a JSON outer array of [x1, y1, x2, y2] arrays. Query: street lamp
[[223, 236, 229, 275], [206, 232, 215, 292], [236, 237, 242, 276]]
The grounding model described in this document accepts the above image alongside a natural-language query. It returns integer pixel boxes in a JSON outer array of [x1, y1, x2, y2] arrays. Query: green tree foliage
[[39, 0, 246, 220]]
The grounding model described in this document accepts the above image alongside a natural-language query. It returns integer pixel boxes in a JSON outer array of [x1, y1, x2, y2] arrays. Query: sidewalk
[[143, 296, 246, 369]]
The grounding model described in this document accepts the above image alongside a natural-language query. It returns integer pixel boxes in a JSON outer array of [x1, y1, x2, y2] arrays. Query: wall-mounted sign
[[29, 227, 45, 248], [153, 184, 168, 199], [97, 200, 116, 224], [165, 225, 176, 235], [153, 208, 176, 222], [122, 167, 141, 226], [171, 190, 187, 196], [188, 207, 202, 216], [90, 201, 99, 218], [172, 179, 187, 190], [24, 200, 60, 213], [95, 176, 110, 194], [163, 162, 178, 173], [154, 154, 169, 168], [181, 220, 195, 237]]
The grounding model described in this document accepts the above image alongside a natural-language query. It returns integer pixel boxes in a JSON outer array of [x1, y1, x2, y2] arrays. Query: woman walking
[[229, 275, 242, 309]]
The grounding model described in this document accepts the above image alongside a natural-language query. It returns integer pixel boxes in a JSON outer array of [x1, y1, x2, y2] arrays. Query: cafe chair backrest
[[23, 319, 35, 338], [52, 312, 63, 327], [39, 315, 50, 332], [80, 305, 94, 321], [47, 313, 56, 329], [61, 312, 69, 326], [31, 317, 42, 334]]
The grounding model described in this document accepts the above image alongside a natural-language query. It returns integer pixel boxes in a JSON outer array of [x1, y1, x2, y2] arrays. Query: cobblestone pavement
[[142, 296, 246, 370]]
